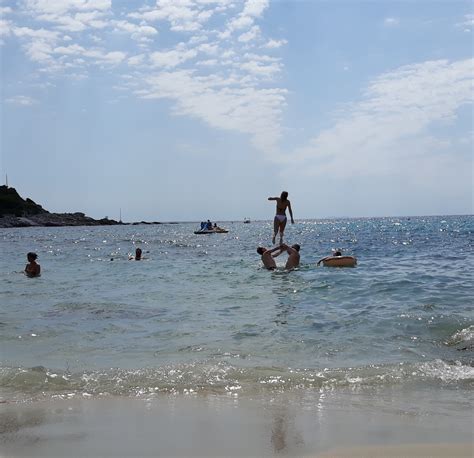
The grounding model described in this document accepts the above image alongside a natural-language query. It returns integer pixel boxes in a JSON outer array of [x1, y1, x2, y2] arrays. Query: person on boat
[[268, 191, 294, 245], [213, 223, 226, 232], [281, 244, 300, 270], [206, 220, 213, 230], [25, 252, 41, 277], [256, 246, 285, 270], [200, 221, 206, 230]]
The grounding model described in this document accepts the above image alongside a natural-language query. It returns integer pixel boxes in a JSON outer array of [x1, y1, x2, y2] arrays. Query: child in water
[[25, 252, 41, 277]]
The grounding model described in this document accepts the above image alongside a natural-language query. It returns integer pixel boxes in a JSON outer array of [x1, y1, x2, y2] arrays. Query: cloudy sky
[[1, 0, 472, 221]]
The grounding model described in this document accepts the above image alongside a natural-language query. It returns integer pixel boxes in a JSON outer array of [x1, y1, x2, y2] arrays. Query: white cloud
[[262, 38, 287, 49], [12, 27, 60, 63], [197, 58, 218, 66], [23, 0, 111, 15], [242, 0, 268, 17], [102, 51, 126, 64], [128, 0, 222, 33], [6, 95, 38, 106], [82, 49, 126, 64], [238, 25, 260, 43], [197, 42, 219, 55], [54, 43, 85, 55], [113, 20, 158, 41], [227, 0, 269, 34], [128, 54, 146, 66], [52, 44, 126, 65], [384, 17, 400, 27], [457, 13, 474, 31], [5, 0, 287, 152], [0, 18, 13, 42], [138, 69, 286, 152], [149, 45, 198, 68], [22, 0, 111, 33], [286, 59, 473, 180], [13, 26, 60, 41], [240, 59, 281, 77]]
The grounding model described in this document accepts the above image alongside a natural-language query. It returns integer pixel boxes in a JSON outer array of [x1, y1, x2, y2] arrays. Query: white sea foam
[[446, 325, 474, 347], [418, 359, 474, 382]]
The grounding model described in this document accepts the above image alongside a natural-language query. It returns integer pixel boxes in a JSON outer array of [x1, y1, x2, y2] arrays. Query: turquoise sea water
[[0, 216, 473, 401]]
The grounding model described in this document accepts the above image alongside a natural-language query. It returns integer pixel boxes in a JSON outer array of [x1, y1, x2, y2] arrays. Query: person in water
[[281, 243, 300, 270], [129, 247, 143, 260], [317, 249, 342, 266], [268, 191, 294, 245], [25, 252, 41, 277], [256, 246, 284, 270], [257, 244, 300, 270]]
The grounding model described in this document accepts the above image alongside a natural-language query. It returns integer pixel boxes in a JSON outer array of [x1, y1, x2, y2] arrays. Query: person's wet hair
[[280, 191, 288, 200], [27, 252, 38, 261], [292, 244, 300, 252], [257, 247, 265, 255], [334, 250, 342, 256]]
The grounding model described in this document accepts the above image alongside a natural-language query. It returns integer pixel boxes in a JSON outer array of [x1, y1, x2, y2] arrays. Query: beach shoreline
[[1, 387, 472, 457]]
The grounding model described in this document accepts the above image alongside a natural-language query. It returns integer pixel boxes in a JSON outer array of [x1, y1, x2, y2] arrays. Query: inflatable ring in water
[[321, 256, 357, 267]]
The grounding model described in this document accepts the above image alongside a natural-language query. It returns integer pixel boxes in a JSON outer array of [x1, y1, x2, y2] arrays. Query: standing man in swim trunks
[[268, 191, 294, 245]]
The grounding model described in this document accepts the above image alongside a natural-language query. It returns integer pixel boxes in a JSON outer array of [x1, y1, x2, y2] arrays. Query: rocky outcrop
[[0, 186, 47, 217], [0, 186, 122, 228]]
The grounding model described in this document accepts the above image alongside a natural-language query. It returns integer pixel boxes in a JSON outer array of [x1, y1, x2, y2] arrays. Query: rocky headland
[[0, 186, 142, 228]]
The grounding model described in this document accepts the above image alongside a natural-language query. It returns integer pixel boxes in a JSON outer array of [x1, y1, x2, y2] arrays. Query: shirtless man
[[268, 191, 294, 245], [25, 252, 41, 277], [281, 244, 300, 270], [256, 246, 284, 270]]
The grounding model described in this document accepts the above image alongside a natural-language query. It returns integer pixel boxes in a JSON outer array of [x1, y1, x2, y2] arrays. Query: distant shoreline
[[0, 214, 168, 228]]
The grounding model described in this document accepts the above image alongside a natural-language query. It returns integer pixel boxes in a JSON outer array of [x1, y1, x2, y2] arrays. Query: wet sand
[[1, 387, 472, 457], [317, 443, 472, 457]]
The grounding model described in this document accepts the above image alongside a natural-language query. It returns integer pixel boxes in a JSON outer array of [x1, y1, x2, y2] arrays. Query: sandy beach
[[1, 387, 472, 457], [317, 443, 472, 457]]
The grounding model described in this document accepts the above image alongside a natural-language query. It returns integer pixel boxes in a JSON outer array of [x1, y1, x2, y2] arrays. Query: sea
[[1, 216, 473, 409]]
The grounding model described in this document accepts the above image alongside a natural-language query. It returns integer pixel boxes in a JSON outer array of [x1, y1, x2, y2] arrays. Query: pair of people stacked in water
[[257, 244, 300, 271], [257, 191, 301, 270]]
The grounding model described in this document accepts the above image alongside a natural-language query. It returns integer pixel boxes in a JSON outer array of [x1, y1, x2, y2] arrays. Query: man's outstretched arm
[[266, 245, 283, 257]]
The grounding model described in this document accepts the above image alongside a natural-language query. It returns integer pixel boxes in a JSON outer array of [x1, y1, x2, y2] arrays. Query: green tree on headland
[[0, 186, 48, 217]]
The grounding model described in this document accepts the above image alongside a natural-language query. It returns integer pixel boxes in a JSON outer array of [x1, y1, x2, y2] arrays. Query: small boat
[[318, 256, 357, 267], [194, 228, 229, 234], [243, 218, 251, 224]]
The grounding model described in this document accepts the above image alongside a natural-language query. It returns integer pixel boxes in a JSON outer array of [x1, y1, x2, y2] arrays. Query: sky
[[1, 0, 473, 222]]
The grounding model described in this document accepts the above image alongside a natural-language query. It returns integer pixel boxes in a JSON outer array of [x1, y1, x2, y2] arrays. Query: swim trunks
[[274, 215, 287, 223]]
